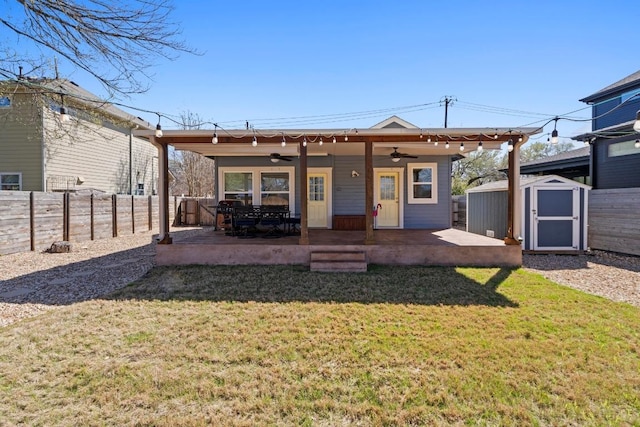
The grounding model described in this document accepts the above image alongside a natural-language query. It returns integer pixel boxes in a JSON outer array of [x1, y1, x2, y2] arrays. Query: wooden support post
[[299, 140, 309, 245], [365, 140, 375, 244], [153, 138, 172, 244], [504, 141, 521, 245]]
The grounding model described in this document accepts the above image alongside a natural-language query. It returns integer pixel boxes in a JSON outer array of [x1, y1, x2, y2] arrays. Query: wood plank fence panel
[[1, 192, 178, 255], [589, 188, 640, 256], [0, 191, 31, 255], [133, 196, 150, 231], [93, 194, 114, 240], [32, 192, 64, 251], [69, 193, 92, 242], [116, 195, 133, 236]]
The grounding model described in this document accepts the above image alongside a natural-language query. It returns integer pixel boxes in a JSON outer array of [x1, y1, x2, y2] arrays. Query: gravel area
[[2, 231, 639, 328], [0, 227, 204, 327], [523, 250, 640, 307]]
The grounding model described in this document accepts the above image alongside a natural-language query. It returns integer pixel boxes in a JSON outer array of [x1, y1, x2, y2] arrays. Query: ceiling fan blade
[[402, 154, 418, 158], [280, 156, 292, 161]]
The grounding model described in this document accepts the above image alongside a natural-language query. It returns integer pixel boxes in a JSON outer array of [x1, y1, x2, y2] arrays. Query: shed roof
[[466, 174, 591, 193]]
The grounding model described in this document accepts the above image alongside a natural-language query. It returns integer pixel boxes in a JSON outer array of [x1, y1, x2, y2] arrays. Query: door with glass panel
[[375, 170, 400, 228], [307, 172, 328, 228]]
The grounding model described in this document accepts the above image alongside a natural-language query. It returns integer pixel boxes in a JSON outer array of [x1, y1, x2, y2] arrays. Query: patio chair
[[233, 206, 260, 238], [259, 205, 287, 238]]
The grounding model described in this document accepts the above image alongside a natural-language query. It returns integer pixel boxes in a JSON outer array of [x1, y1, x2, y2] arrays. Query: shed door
[[532, 186, 580, 250]]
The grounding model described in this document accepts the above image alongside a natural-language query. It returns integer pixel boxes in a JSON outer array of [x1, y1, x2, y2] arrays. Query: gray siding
[[466, 191, 508, 240], [0, 92, 44, 191], [592, 135, 640, 189], [216, 154, 453, 228], [589, 188, 640, 256], [593, 96, 640, 130]]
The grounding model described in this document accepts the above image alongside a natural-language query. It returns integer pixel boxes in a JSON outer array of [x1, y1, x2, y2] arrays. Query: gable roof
[[580, 70, 640, 103], [370, 115, 418, 129], [1, 78, 151, 129]]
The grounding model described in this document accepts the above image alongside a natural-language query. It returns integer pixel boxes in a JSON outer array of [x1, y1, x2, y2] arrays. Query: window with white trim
[[408, 163, 437, 204], [0, 173, 22, 190], [220, 167, 295, 208]]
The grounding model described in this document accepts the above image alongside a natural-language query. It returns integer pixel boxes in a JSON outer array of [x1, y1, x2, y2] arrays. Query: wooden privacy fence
[[0, 191, 177, 256]]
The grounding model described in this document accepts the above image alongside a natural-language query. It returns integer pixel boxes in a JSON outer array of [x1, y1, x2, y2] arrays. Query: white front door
[[374, 169, 402, 228], [532, 186, 580, 250], [307, 168, 332, 228]]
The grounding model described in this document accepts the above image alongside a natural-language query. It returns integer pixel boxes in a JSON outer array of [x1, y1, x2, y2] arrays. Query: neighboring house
[[0, 78, 157, 194], [140, 115, 538, 238], [519, 146, 591, 184], [573, 70, 640, 255]]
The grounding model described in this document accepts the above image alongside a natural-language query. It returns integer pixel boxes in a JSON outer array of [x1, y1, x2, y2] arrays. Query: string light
[[550, 118, 559, 144], [493, 131, 498, 140], [427, 134, 431, 143], [420, 129, 423, 139], [59, 94, 69, 122], [252, 135, 258, 147], [344, 131, 348, 142], [281, 134, 286, 147], [434, 136, 438, 147], [635, 139, 640, 149], [155, 113, 163, 138], [212, 124, 218, 144], [459, 142, 464, 151], [478, 140, 483, 152], [319, 137, 323, 146], [507, 138, 514, 152], [332, 136, 337, 144], [303, 135, 307, 147], [445, 141, 450, 149]]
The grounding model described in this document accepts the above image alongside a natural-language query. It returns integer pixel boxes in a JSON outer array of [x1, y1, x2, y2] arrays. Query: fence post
[[30, 192, 35, 251], [112, 194, 118, 237], [148, 196, 153, 231], [131, 195, 135, 234], [90, 193, 95, 240], [63, 192, 70, 241]]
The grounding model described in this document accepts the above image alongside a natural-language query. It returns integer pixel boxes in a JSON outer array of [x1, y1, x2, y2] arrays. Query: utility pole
[[441, 96, 456, 128]]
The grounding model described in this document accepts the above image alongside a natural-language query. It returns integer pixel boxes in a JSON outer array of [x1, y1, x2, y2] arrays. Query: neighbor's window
[[261, 172, 289, 206], [223, 172, 253, 205], [0, 173, 21, 190], [408, 163, 437, 204], [608, 140, 640, 158]]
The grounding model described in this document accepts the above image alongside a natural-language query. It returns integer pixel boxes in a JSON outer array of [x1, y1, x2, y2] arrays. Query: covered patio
[[136, 123, 539, 268]]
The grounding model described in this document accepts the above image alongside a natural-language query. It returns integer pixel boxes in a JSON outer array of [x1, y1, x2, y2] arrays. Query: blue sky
[[5, 0, 638, 144]]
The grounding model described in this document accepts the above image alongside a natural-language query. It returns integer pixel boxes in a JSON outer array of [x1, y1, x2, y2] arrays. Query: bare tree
[[0, 0, 195, 96], [171, 111, 215, 197]]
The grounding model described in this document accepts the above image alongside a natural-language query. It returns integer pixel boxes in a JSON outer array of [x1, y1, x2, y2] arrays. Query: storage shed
[[466, 175, 591, 251]]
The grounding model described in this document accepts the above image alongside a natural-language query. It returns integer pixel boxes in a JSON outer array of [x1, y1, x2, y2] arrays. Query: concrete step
[[310, 251, 367, 272]]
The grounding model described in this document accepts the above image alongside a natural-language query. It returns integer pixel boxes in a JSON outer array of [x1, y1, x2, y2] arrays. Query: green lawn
[[1, 265, 639, 426]]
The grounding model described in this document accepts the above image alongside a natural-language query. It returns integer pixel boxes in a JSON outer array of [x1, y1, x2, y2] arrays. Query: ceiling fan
[[270, 153, 293, 163], [390, 147, 417, 162]]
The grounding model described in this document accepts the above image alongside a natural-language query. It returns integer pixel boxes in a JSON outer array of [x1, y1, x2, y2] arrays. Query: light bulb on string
[[434, 136, 438, 147], [478, 140, 483, 152], [332, 136, 337, 144], [212, 124, 218, 144], [635, 139, 640, 149], [303, 136, 307, 147], [507, 139, 514, 152], [459, 142, 464, 152], [319, 137, 323, 146], [550, 118, 559, 144], [281, 134, 286, 148], [344, 132, 348, 142], [445, 141, 450, 149], [155, 113, 163, 138], [252, 136, 258, 147]]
